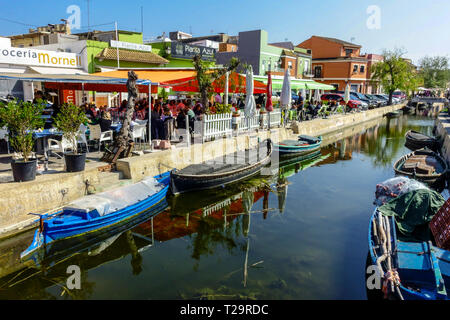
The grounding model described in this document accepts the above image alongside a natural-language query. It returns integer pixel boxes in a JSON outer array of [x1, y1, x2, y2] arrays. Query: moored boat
[[274, 135, 322, 156], [393, 148, 447, 188], [170, 139, 272, 195], [385, 111, 401, 118], [405, 130, 439, 151], [21, 171, 171, 260], [367, 190, 450, 300]]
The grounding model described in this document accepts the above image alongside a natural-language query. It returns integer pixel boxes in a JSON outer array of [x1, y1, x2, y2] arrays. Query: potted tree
[[0, 99, 44, 182], [53, 103, 88, 172]]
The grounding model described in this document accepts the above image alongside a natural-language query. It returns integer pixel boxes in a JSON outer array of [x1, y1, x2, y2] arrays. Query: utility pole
[[87, 0, 90, 32], [115, 21, 120, 69], [141, 6, 143, 33]]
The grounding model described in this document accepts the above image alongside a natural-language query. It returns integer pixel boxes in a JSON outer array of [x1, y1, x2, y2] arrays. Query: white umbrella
[[280, 68, 291, 109], [344, 83, 350, 103], [244, 65, 257, 117], [314, 89, 320, 102]]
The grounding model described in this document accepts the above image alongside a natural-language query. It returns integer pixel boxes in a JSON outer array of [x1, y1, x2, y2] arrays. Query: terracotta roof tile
[[96, 47, 169, 65]]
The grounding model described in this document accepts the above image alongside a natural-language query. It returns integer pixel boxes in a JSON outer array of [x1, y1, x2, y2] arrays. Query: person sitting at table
[[99, 107, 112, 132]]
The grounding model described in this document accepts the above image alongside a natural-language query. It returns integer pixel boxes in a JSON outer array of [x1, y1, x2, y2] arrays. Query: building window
[[288, 61, 292, 69], [353, 64, 358, 73], [314, 66, 322, 78], [330, 83, 339, 91], [345, 48, 353, 56], [360, 65, 365, 73]]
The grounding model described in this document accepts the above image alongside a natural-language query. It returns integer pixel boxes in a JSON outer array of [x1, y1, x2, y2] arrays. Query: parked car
[[364, 94, 387, 108], [374, 94, 399, 105], [333, 91, 372, 110], [382, 94, 401, 104], [392, 91, 407, 101], [320, 93, 362, 111]]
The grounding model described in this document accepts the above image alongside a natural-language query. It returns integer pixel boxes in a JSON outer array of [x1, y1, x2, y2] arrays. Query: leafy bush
[[53, 103, 88, 154], [0, 99, 44, 161]]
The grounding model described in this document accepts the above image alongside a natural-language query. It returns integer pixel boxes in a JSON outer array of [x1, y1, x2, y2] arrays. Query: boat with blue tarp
[[20, 171, 171, 261]]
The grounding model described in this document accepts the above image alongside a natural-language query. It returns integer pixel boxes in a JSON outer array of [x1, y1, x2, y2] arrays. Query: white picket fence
[[201, 113, 233, 142], [200, 109, 282, 142], [237, 110, 261, 132], [261, 110, 282, 129]]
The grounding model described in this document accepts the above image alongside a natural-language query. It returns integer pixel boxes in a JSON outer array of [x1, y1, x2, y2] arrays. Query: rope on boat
[[374, 212, 404, 300]]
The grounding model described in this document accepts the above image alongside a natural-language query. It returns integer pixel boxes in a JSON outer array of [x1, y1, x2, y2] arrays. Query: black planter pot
[[11, 158, 37, 182], [64, 153, 86, 172]]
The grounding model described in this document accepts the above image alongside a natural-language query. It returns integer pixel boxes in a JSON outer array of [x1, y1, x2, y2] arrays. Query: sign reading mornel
[[0, 46, 83, 68]]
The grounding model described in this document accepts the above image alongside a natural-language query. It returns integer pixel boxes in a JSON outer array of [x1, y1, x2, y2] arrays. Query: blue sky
[[2, 0, 449, 64]]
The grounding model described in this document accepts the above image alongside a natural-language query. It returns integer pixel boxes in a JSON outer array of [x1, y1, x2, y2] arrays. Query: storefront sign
[[62, 89, 77, 104], [110, 40, 152, 52], [170, 42, 216, 61], [0, 46, 82, 68]]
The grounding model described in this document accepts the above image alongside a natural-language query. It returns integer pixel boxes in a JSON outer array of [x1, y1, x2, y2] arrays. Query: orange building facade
[[297, 36, 371, 93]]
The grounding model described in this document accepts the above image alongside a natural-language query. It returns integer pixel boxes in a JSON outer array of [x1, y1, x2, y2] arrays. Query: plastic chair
[[48, 137, 74, 158], [88, 124, 113, 152], [77, 124, 89, 153], [0, 127, 9, 154], [131, 124, 146, 148]]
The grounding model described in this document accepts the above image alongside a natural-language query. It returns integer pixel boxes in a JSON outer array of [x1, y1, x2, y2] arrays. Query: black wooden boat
[[385, 111, 401, 118], [405, 130, 439, 151], [170, 139, 272, 195], [393, 148, 447, 188], [402, 105, 415, 114]]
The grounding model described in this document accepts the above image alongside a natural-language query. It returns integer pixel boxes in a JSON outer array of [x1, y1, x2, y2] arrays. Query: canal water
[[0, 114, 443, 300]]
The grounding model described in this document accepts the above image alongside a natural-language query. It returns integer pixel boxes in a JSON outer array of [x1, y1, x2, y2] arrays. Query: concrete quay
[[0, 103, 405, 239]]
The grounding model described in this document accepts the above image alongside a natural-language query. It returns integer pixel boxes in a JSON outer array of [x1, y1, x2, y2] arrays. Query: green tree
[[371, 48, 418, 105], [193, 55, 240, 110], [418, 55, 450, 89], [53, 103, 88, 154]]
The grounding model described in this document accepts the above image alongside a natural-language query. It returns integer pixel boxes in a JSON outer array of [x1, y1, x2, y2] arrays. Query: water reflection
[[0, 114, 439, 299]]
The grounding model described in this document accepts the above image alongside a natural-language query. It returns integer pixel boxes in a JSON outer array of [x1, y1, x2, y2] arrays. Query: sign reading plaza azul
[[0, 46, 82, 68], [171, 42, 216, 61]]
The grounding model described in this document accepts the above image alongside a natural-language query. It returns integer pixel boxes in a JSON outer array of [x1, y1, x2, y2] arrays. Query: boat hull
[[368, 209, 450, 300], [393, 148, 447, 189], [274, 136, 322, 156], [21, 172, 171, 260], [404, 130, 438, 151], [170, 140, 272, 195]]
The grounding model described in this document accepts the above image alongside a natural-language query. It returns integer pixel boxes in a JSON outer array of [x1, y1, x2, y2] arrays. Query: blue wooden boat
[[368, 209, 450, 300], [21, 171, 171, 260], [274, 135, 322, 156]]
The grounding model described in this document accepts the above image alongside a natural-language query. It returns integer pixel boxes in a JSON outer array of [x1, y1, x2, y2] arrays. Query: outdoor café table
[[32, 129, 62, 171]]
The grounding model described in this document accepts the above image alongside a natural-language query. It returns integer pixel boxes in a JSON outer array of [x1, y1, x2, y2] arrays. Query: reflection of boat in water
[[0, 207, 163, 299], [278, 150, 330, 180], [136, 181, 268, 242], [170, 139, 272, 195], [21, 172, 171, 262]]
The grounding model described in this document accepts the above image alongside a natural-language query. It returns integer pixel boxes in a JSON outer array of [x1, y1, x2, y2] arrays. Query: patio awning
[[162, 71, 267, 94], [0, 72, 157, 93]]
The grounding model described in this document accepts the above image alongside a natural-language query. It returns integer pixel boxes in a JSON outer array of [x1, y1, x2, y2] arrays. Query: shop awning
[[0, 72, 157, 93], [27, 66, 89, 75], [253, 76, 335, 91], [162, 71, 267, 94]]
